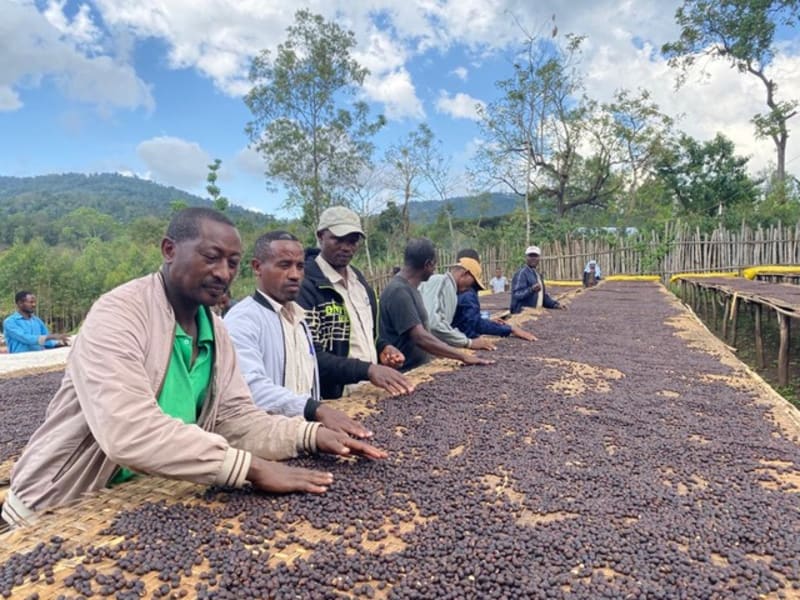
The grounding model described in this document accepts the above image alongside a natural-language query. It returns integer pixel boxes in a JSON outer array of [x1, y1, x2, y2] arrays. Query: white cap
[[525, 245, 541, 256]]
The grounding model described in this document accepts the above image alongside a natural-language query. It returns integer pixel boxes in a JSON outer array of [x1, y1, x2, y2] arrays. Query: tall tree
[[419, 130, 457, 243], [655, 132, 759, 220], [604, 89, 674, 213], [245, 10, 386, 227], [384, 124, 436, 239], [206, 158, 229, 211], [662, 0, 799, 184], [475, 33, 624, 238]]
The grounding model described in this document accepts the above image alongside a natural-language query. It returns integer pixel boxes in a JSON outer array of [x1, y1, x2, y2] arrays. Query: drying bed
[[0, 371, 62, 464], [1, 281, 800, 599]]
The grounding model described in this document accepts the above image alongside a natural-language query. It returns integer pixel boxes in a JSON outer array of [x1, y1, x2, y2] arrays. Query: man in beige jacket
[[2, 208, 385, 528]]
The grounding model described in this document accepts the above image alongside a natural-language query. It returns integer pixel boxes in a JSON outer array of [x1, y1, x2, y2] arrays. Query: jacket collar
[[252, 289, 277, 313]]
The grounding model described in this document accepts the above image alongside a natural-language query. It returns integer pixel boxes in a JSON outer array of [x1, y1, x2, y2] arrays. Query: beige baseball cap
[[525, 245, 541, 256], [455, 257, 486, 290], [317, 206, 365, 237]]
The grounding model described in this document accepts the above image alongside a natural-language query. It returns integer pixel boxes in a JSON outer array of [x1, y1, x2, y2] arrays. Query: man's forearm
[[413, 328, 467, 361], [316, 350, 371, 385]]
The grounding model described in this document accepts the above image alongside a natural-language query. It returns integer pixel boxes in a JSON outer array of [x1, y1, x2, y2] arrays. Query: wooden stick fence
[[367, 222, 800, 295]]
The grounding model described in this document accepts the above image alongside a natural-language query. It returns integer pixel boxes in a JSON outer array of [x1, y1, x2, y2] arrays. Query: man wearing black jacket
[[299, 206, 414, 400]]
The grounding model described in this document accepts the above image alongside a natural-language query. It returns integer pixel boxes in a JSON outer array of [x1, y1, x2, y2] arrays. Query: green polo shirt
[[109, 307, 215, 486]]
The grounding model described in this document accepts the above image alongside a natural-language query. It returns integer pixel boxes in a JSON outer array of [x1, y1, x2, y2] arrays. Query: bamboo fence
[[367, 222, 800, 294]]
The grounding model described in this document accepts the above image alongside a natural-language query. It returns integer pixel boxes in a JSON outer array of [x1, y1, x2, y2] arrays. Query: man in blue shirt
[[453, 289, 537, 342], [3, 291, 69, 353], [510, 246, 565, 314]]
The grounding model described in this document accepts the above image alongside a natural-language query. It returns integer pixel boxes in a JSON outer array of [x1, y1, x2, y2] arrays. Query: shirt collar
[[175, 307, 214, 343], [316, 253, 353, 286], [196, 306, 214, 344], [257, 289, 305, 323]]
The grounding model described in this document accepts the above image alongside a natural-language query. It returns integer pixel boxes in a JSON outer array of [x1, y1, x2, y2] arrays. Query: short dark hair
[[404, 238, 436, 270], [253, 230, 300, 261], [14, 291, 33, 304], [166, 207, 235, 243], [456, 248, 480, 262]]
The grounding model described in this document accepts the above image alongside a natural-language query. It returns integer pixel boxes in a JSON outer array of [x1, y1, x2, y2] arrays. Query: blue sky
[[2, 0, 799, 217]]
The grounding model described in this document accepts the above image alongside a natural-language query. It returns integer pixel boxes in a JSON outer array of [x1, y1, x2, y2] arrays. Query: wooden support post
[[730, 298, 739, 348], [711, 290, 718, 331], [778, 312, 791, 387], [702, 288, 710, 321], [721, 296, 730, 340], [754, 303, 765, 370]]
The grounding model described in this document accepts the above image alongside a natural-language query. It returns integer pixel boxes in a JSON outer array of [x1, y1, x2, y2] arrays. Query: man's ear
[[161, 237, 176, 263], [251, 257, 261, 274]]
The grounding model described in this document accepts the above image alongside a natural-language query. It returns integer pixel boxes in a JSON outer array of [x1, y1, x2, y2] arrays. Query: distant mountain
[[0, 173, 272, 223], [408, 192, 520, 224], [0, 173, 520, 231]]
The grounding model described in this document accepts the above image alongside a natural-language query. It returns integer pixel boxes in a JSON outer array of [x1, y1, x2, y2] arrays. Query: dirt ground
[[2, 281, 800, 599]]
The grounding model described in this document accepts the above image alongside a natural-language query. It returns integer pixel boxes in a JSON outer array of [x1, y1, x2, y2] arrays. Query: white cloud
[[43, 1, 103, 51], [94, 0, 288, 96], [450, 66, 468, 81], [10, 0, 799, 178], [0, 86, 23, 111], [354, 28, 408, 75], [0, 1, 153, 112], [234, 146, 266, 177], [581, 34, 800, 175], [117, 169, 151, 180], [136, 136, 211, 189], [363, 69, 425, 120], [436, 91, 484, 121]]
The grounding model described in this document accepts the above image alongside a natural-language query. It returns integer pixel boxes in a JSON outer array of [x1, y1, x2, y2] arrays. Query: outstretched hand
[[469, 337, 496, 351], [511, 326, 537, 342], [316, 427, 388, 460], [247, 457, 334, 494], [367, 364, 415, 396], [315, 404, 373, 439], [461, 354, 495, 366], [48, 333, 70, 346]]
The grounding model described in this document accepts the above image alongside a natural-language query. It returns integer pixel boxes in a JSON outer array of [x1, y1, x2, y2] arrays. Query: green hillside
[[408, 192, 519, 224], [0, 173, 520, 238], [0, 173, 273, 244]]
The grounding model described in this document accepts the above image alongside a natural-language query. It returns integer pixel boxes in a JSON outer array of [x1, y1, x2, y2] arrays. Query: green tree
[[56, 207, 118, 247], [475, 33, 627, 237], [245, 9, 386, 227], [604, 89, 674, 214], [655, 133, 760, 225], [206, 158, 229, 211], [170, 199, 189, 214], [662, 0, 799, 184], [384, 124, 437, 239]]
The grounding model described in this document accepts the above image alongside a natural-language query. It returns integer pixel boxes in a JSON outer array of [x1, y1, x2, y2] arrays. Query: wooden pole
[[721, 296, 730, 340], [701, 287, 709, 321], [710, 289, 718, 331], [730, 298, 739, 348], [778, 312, 791, 386]]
